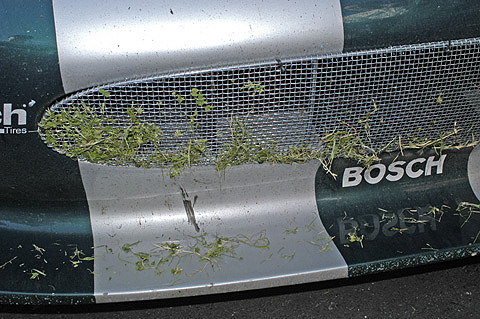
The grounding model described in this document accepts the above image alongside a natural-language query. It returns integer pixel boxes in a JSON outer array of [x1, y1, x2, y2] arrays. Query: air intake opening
[[39, 38, 480, 177]]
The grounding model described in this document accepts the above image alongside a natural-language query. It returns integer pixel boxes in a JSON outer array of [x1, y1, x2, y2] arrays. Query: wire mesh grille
[[42, 38, 480, 165]]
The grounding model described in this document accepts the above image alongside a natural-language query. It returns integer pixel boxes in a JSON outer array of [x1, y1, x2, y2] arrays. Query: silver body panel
[[52, 0, 344, 93], [468, 146, 480, 200], [79, 161, 347, 303]]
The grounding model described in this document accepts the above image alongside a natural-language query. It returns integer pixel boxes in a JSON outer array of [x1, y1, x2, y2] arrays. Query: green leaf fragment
[[172, 91, 185, 103], [30, 269, 46, 280], [99, 89, 111, 98]]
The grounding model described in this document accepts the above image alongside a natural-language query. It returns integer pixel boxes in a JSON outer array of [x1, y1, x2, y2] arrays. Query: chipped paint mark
[[178, 185, 200, 232]]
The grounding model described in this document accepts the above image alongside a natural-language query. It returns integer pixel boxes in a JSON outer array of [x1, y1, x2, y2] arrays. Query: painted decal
[[78, 161, 348, 303], [316, 147, 480, 267], [53, 0, 344, 93], [342, 154, 447, 187], [0, 0, 94, 303], [0, 103, 30, 134], [467, 145, 480, 201], [337, 206, 438, 245]]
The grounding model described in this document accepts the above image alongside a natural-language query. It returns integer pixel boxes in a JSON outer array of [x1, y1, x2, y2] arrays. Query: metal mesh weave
[[42, 38, 480, 164]]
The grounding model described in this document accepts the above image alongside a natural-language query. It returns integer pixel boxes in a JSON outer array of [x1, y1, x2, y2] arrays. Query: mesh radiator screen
[[41, 38, 480, 165]]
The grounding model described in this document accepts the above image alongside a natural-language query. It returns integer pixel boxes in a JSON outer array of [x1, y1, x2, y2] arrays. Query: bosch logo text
[[342, 154, 447, 187]]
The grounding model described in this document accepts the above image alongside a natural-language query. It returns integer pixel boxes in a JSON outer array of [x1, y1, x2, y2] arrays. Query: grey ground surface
[[1, 257, 479, 318]]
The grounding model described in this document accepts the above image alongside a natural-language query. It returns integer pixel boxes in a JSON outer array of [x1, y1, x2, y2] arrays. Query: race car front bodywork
[[1, 0, 480, 304]]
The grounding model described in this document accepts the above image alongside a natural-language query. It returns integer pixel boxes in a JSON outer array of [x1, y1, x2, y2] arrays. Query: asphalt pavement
[[1, 256, 479, 319]]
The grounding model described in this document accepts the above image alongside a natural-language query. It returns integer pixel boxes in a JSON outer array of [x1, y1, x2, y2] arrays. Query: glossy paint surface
[[342, 0, 480, 50], [52, 0, 344, 93], [0, 0, 94, 303], [1, 0, 480, 304], [79, 161, 347, 303]]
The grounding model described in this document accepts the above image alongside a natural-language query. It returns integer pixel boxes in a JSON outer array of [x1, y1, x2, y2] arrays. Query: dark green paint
[[0, 293, 95, 306], [315, 147, 480, 273], [0, 0, 479, 304], [341, 0, 480, 51], [0, 0, 94, 302], [349, 245, 480, 277]]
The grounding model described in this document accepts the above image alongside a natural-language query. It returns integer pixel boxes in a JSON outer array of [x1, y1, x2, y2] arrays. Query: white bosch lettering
[[342, 167, 364, 188], [342, 154, 447, 187], [425, 154, 447, 176], [385, 160, 406, 182], [405, 157, 426, 178], [364, 164, 386, 185], [337, 207, 437, 244]]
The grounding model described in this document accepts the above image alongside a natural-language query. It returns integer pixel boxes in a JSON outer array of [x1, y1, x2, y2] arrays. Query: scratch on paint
[[179, 185, 200, 232]]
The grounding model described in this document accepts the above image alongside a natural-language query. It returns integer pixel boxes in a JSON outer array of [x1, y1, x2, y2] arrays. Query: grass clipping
[[39, 91, 472, 178], [40, 102, 208, 176]]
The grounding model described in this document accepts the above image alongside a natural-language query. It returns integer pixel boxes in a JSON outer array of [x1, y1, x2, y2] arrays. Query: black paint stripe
[[341, 0, 480, 51], [315, 147, 480, 273], [348, 245, 480, 277], [0, 293, 94, 306], [0, 0, 94, 303]]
